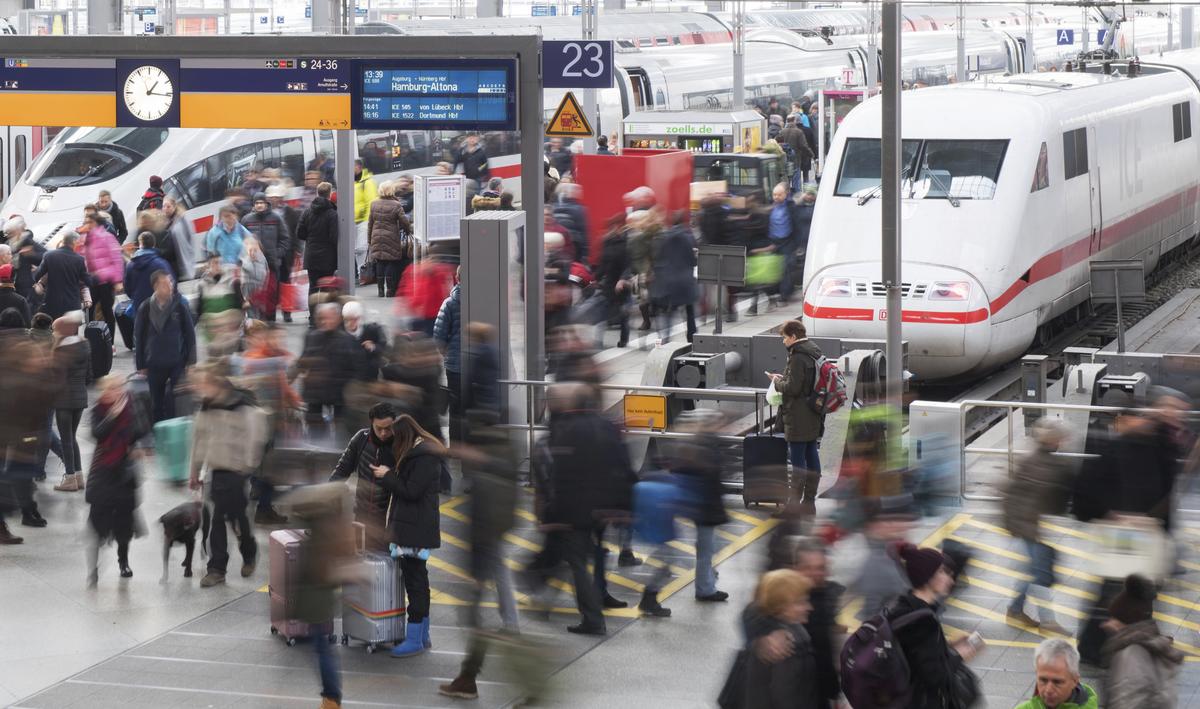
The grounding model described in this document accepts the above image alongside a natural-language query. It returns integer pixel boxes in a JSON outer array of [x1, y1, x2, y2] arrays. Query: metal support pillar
[[867, 0, 879, 88], [520, 40, 546, 383], [475, 0, 502, 18], [86, 0, 117, 34], [335, 130, 357, 295], [161, 0, 177, 34], [581, 0, 598, 152], [732, 0, 745, 108], [882, 0, 904, 424], [1083, 7, 1090, 54], [1024, 2, 1033, 71], [1184, 7, 1194, 50], [1169, 4, 1174, 51], [955, 0, 965, 82]]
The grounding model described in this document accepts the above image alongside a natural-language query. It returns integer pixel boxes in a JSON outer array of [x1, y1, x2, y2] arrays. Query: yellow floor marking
[[965, 558, 1096, 602], [837, 598, 863, 630], [441, 506, 470, 524], [924, 513, 973, 548], [947, 535, 1103, 584], [962, 519, 1099, 564], [959, 574, 1088, 620], [667, 540, 697, 555], [726, 509, 767, 525], [438, 495, 466, 512], [716, 528, 743, 542], [1040, 520, 1101, 543], [514, 508, 539, 524], [257, 584, 269, 593], [944, 597, 1063, 641]]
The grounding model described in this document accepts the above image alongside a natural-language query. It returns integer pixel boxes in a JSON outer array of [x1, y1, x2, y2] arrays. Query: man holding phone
[[766, 320, 825, 513]]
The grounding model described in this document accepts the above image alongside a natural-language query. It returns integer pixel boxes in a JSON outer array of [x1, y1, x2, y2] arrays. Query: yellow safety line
[[668, 540, 697, 554], [441, 506, 470, 524], [959, 574, 1088, 620], [946, 535, 1104, 584], [964, 557, 1096, 602], [514, 508, 539, 524], [727, 509, 768, 525], [924, 513, 973, 547], [1041, 520, 1101, 542], [837, 598, 863, 630], [439, 495, 466, 512], [944, 597, 1065, 641]]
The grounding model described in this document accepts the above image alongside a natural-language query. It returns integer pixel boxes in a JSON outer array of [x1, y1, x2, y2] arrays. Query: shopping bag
[[1092, 516, 1171, 582], [280, 270, 308, 313], [766, 380, 783, 407], [744, 253, 784, 287]]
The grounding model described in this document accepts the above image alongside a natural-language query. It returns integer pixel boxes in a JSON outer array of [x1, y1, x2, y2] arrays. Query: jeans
[[642, 543, 673, 593], [146, 366, 185, 423], [92, 281, 116, 334], [399, 556, 430, 623], [313, 631, 342, 703], [1011, 539, 1056, 622], [55, 408, 83, 475], [657, 304, 697, 343], [460, 539, 519, 678], [789, 440, 822, 503], [375, 259, 405, 298], [252, 475, 274, 512], [207, 469, 257, 575], [695, 525, 718, 597]]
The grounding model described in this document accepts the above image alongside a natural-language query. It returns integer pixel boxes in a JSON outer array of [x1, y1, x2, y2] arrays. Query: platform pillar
[[86, 0, 118, 34], [882, 0, 904, 432]]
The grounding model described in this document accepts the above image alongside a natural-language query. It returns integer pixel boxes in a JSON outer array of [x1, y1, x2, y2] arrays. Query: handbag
[[945, 663, 982, 709], [745, 252, 784, 287], [716, 650, 747, 709]]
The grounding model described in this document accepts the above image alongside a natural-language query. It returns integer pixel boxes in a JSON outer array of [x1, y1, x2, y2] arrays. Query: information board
[[180, 57, 352, 129], [353, 58, 518, 130], [414, 174, 466, 242], [0, 58, 116, 126]]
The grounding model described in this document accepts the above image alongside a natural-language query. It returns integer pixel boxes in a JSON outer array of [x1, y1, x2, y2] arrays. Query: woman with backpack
[[767, 320, 825, 513]]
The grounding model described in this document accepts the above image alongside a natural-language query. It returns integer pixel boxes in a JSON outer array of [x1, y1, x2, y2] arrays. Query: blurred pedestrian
[[1074, 401, 1175, 529], [240, 237, 277, 321], [10, 222, 45, 308], [366, 180, 413, 298], [398, 245, 456, 337], [190, 368, 265, 588], [671, 409, 729, 602], [596, 215, 632, 348], [342, 301, 387, 381], [0, 263, 29, 327], [379, 414, 448, 658], [206, 206, 250, 267], [652, 210, 699, 343], [471, 177, 504, 212], [135, 209, 172, 271], [0, 339, 58, 541], [741, 569, 819, 709], [242, 192, 290, 322], [543, 232, 575, 335], [294, 303, 363, 424], [462, 322, 500, 419], [134, 270, 197, 422], [85, 375, 148, 585], [1014, 639, 1098, 709], [888, 543, 980, 708], [767, 183, 803, 302], [552, 182, 590, 265], [353, 159, 377, 274], [125, 231, 174, 316], [34, 231, 92, 319], [297, 182, 339, 320], [627, 209, 663, 332], [455, 134, 491, 190], [1004, 418, 1073, 635], [787, 538, 842, 707], [162, 197, 197, 282], [852, 512, 911, 618], [767, 320, 825, 513], [50, 313, 91, 494], [434, 270, 462, 439], [1102, 574, 1182, 709], [78, 211, 123, 333], [96, 190, 128, 244], [194, 252, 244, 342]]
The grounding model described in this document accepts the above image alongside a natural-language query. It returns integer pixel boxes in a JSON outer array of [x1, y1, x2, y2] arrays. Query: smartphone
[[966, 631, 986, 652]]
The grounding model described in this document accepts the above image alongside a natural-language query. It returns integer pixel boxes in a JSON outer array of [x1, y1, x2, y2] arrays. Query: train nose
[[802, 264, 990, 380]]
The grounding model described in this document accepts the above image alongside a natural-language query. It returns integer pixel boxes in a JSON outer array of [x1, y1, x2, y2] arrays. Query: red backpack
[[809, 354, 848, 415]]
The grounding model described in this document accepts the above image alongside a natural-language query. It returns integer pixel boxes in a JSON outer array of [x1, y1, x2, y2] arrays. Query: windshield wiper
[[55, 158, 117, 189], [922, 166, 961, 207], [857, 166, 911, 206]]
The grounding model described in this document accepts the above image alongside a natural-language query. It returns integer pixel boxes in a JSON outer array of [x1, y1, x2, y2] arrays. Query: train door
[[0, 126, 32, 207], [1087, 125, 1102, 253]]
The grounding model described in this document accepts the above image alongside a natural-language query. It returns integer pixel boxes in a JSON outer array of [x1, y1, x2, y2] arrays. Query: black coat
[[134, 294, 197, 371], [106, 202, 129, 243], [698, 201, 734, 246], [552, 198, 590, 263], [671, 432, 729, 527], [34, 246, 93, 318], [298, 328, 362, 407], [297, 197, 339, 275], [651, 224, 699, 308], [53, 338, 92, 410], [889, 592, 964, 709], [0, 287, 30, 327], [1076, 426, 1180, 528], [742, 604, 821, 709], [13, 234, 43, 303], [330, 427, 398, 552], [380, 442, 443, 549], [243, 209, 292, 272], [456, 146, 490, 183], [545, 411, 636, 529], [353, 322, 387, 380], [380, 361, 444, 445], [807, 584, 843, 702], [597, 231, 632, 303]]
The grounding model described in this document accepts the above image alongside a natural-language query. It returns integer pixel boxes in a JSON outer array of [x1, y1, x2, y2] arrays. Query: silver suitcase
[[341, 523, 406, 653]]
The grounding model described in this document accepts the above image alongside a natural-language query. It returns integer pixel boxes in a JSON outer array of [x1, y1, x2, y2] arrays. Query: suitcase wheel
[[366, 643, 377, 654], [286, 637, 297, 647]]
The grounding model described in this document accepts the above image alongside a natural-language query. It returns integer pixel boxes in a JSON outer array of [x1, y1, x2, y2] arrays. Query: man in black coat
[[295, 303, 364, 424], [34, 232, 93, 319], [96, 190, 128, 244], [296, 183, 339, 318], [0, 265, 30, 327], [329, 402, 398, 552]]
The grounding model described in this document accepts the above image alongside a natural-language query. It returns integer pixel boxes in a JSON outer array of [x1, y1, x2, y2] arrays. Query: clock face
[[123, 65, 174, 122]]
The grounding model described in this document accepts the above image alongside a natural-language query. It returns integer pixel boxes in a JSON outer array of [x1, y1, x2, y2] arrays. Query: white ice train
[[801, 50, 1200, 382]]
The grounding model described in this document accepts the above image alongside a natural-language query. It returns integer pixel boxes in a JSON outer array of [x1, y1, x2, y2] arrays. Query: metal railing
[[498, 378, 769, 458], [957, 399, 1135, 502]]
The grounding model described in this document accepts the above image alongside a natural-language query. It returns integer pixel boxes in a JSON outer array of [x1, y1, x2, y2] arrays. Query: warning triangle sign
[[546, 91, 594, 138]]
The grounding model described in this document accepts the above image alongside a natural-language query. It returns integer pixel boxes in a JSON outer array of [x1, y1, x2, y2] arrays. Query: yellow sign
[[624, 394, 667, 430], [546, 91, 593, 138]]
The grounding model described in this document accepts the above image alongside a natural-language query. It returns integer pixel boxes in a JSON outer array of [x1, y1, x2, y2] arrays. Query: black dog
[[159, 501, 211, 583]]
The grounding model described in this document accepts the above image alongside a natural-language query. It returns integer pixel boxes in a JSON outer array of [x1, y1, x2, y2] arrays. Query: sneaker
[[53, 474, 80, 492], [200, 571, 226, 587], [602, 594, 628, 609], [566, 623, 607, 636], [438, 674, 480, 700], [696, 591, 729, 602], [241, 559, 257, 578], [1006, 607, 1038, 628], [254, 508, 289, 526], [617, 550, 642, 567]]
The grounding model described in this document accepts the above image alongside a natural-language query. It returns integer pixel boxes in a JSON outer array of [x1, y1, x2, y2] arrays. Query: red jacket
[[399, 260, 456, 319]]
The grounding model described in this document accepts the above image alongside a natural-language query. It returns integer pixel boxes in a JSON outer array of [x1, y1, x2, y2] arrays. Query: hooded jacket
[[1003, 444, 1074, 542], [205, 221, 250, 265], [133, 292, 197, 371], [82, 226, 124, 285], [1102, 620, 1184, 709], [297, 197, 338, 274], [776, 339, 824, 442], [242, 208, 291, 271], [366, 196, 411, 263], [354, 169, 378, 223], [379, 440, 444, 549], [123, 248, 174, 312]]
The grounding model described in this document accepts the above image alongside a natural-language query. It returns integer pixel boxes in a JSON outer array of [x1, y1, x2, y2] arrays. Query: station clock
[[116, 58, 180, 128]]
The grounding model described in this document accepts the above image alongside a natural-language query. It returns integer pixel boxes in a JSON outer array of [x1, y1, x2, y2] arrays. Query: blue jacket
[[205, 222, 249, 265], [433, 284, 461, 374], [123, 248, 174, 313], [134, 293, 197, 371]]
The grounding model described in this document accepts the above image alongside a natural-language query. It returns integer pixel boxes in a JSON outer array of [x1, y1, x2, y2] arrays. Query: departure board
[[353, 58, 518, 130]]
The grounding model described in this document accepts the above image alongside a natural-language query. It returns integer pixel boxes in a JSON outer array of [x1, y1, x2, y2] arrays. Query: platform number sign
[[1056, 29, 1075, 45], [542, 40, 614, 89]]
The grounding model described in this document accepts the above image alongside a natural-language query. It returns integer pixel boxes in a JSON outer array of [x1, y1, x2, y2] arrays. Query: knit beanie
[[1109, 574, 1156, 625], [897, 543, 951, 589]]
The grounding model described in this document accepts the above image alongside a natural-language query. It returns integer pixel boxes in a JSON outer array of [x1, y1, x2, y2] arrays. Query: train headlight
[[817, 277, 852, 297], [34, 193, 53, 213], [929, 281, 971, 301]]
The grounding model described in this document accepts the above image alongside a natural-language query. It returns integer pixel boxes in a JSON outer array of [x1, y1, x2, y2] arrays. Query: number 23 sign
[[542, 40, 614, 89]]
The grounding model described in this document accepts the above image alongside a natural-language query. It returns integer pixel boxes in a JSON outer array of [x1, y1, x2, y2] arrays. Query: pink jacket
[[83, 226, 124, 285]]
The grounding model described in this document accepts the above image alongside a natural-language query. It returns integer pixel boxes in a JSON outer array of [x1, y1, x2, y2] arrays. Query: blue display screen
[[353, 59, 517, 130]]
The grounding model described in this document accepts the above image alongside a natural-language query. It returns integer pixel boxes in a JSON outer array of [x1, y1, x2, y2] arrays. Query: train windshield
[[834, 138, 919, 197], [25, 127, 169, 189], [911, 139, 1008, 200]]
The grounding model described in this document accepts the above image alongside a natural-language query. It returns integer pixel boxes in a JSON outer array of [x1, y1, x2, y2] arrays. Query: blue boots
[[390, 618, 430, 658]]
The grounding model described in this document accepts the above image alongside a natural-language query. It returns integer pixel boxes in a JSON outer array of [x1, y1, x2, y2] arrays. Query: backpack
[[840, 607, 935, 709], [809, 354, 848, 415]]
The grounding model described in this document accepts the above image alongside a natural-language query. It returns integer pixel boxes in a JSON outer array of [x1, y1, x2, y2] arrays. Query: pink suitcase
[[268, 529, 333, 646]]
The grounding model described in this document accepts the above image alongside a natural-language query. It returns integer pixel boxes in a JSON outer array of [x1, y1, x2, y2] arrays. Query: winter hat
[[1109, 574, 1156, 625], [149, 175, 163, 189], [253, 191, 269, 204], [897, 543, 951, 589], [0, 264, 11, 282]]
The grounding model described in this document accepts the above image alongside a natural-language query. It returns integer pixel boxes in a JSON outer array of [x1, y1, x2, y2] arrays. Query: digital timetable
[[353, 59, 518, 130]]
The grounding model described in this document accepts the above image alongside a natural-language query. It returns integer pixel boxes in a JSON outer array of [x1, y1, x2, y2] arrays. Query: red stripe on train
[[803, 301, 987, 324], [193, 214, 214, 233]]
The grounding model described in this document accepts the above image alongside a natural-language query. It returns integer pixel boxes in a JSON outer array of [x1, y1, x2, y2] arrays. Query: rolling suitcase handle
[[352, 520, 367, 555]]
